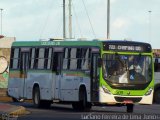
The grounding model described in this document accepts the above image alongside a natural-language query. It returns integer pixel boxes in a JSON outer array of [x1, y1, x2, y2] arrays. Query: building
[[0, 36, 15, 95]]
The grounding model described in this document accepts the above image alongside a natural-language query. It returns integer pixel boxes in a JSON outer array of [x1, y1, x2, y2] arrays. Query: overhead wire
[[39, 0, 55, 40], [72, 1, 83, 38], [82, 0, 97, 38]]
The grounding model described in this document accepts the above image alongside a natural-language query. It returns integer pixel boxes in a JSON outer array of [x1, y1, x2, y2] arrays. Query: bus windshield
[[102, 54, 152, 84]]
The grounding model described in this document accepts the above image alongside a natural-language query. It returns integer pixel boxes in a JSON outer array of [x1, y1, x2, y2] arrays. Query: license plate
[[123, 100, 133, 104]]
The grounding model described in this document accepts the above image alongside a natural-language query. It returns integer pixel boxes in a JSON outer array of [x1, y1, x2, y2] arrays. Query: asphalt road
[[10, 102, 160, 120]]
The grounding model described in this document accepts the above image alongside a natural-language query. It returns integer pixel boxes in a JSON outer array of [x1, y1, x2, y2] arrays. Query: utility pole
[[148, 11, 152, 42], [63, 0, 66, 39], [107, 0, 110, 39], [68, 0, 72, 39], [0, 8, 3, 35]]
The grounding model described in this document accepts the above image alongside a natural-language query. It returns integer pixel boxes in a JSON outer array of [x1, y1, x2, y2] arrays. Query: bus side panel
[[59, 72, 91, 102], [26, 71, 53, 100], [60, 73, 78, 101], [8, 78, 21, 99]]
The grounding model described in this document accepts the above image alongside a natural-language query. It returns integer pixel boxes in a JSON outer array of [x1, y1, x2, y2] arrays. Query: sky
[[1, 0, 160, 48]]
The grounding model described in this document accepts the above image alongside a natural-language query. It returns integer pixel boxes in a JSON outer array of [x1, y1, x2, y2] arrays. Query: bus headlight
[[145, 87, 153, 96], [102, 86, 111, 94]]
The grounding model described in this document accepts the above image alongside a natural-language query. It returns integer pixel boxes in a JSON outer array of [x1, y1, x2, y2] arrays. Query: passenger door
[[91, 53, 100, 102], [20, 51, 29, 98], [53, 52, 63, 99]]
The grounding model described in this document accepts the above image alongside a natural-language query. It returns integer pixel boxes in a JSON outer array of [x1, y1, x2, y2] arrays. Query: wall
[[0, 37, 15, 88]]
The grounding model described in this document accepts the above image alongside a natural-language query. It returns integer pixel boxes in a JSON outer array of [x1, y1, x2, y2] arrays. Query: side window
[[10, 48, 20, 69], [37, 48, 45, 69], [63, 48, 69, 69], [70, 48, 77, 70], [77, 48, 82, 69], [82, 48, 91, 70], [45, 48, 52, 69], [30, 48, 35, 69]]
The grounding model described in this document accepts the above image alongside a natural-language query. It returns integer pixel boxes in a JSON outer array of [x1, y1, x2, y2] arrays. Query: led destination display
[[103, 41, 152, 52]]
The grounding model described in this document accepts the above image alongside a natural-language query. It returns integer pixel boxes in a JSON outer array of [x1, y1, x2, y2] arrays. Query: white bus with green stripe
[[8, 40, 154, 112]]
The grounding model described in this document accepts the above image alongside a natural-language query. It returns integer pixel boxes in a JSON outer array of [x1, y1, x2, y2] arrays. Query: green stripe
[[10, 70, 89, 77], [10, 69, 53, 73], [12, 40, 101, 47]]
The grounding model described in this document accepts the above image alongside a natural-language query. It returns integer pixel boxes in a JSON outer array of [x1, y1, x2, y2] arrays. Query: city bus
[[8, 40, 154, 113]]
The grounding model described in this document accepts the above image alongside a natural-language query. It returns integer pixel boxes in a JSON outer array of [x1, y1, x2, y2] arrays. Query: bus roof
[[11, 40, 151, 49], [12, 40, 102, 47]]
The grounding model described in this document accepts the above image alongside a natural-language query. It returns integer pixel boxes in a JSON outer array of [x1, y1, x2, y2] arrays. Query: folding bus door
[[52, 48, 64, 100], [19, 51, 29, 98], [91, 53, 100, 102]]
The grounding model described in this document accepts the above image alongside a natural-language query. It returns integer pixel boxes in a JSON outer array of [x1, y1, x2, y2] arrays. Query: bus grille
[[114, 97, 142, 103]]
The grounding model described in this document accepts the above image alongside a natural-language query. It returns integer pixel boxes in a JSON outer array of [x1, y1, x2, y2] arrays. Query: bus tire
[[43, 100, 52, 108], [72, 102, 80, 110], [126, 104, 134, 113], [33, 87, 42, 108], [79, 88, 92, 111], [154, 89, 160, 104]]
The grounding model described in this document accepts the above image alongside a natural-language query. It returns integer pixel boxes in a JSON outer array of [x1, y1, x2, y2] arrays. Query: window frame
[[10, 47, 20, 70]]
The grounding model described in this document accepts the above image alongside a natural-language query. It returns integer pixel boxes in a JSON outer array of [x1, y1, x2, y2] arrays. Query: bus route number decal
[[41, 41, 60, 46]]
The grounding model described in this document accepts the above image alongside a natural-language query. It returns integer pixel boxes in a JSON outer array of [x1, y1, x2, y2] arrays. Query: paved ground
[[0, 96, 27, 120], [17, 103, 160, 120], [0, 92, 160, 120]]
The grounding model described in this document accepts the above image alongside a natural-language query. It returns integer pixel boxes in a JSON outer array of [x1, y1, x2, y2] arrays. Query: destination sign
[[108, 45, 142, 51], [103, 42, 152, 52]]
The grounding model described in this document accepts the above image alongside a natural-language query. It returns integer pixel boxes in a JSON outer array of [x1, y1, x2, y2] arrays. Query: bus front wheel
[[126, 104, 134, 113], [12, 97, 19, 102], [154, 89, 160, 104], [33, 87, 51, 108]]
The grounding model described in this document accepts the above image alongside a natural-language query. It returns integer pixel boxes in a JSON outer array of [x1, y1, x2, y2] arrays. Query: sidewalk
[[0, 91, 27, 119], [0, 103, 26, 114]]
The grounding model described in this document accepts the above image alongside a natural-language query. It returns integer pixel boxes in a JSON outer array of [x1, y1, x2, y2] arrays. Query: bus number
[[109, 45, 116, 50], [116, 91, 123, 95]]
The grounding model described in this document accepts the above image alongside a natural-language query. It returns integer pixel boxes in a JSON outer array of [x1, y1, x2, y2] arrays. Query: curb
[[9, 106, 26, 116], [0, 104, 27, 119]]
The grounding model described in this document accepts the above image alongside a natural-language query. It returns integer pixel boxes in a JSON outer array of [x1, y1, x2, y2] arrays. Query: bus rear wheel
[[33, 87, 41, 108], [126, 104, 134, 113], [79, 88, 92, 111]]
